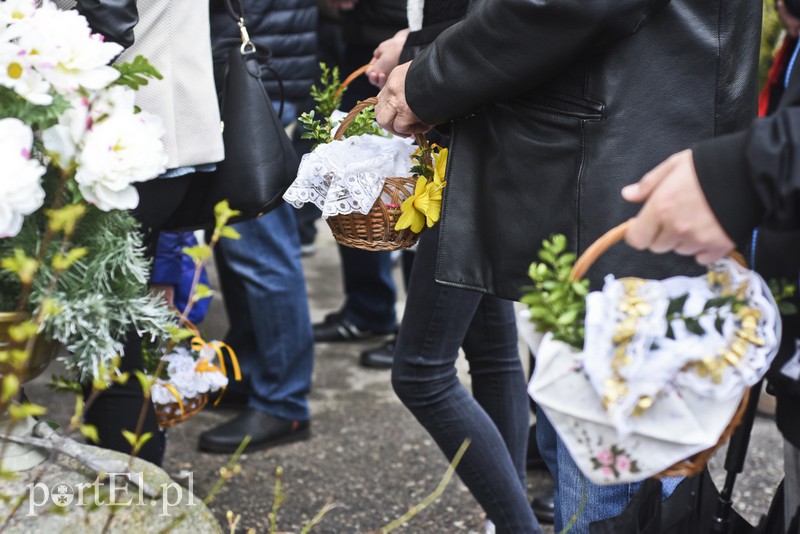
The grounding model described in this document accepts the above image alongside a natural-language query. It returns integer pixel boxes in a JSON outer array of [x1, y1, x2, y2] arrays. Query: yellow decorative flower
[[395, 146, 448, 233], [432, 147, 448, 185]]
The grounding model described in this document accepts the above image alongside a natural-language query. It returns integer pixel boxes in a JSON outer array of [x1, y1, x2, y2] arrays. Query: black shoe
[[198, 408, 310, 453], [359, 339, 395, 369], [526, 424, 547, 471], [531, 493, 555, 524], [313, 312, 395, 342], [205, 389, 249, 410]]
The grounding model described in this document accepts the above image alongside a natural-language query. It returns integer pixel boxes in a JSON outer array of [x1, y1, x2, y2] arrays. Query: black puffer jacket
[[405, 0, 761, 300], [210, 0, 317, 102]]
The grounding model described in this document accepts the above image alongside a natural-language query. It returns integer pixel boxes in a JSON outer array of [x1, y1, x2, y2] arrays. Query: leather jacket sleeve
[[693, 82, 800, 244], [76, 0, 138, 49], [405, 0, 671, 125]]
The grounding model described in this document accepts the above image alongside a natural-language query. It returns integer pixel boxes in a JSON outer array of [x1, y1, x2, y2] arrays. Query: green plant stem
[[372, 438, 471, 534], [16, 170, 70, 312], [158, 436, 251, 534], [300, 498, 338, 534]]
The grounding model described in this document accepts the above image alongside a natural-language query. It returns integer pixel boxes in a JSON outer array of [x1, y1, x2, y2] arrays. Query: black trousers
[[83, 176, 193, 464]]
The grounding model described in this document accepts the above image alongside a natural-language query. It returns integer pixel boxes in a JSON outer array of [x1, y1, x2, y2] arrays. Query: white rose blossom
[[0, 118, 46, 237], [75, 110, 168, 210]]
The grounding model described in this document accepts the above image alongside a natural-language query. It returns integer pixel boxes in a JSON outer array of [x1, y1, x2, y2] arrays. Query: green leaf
[[121, 429, 137, 448], [7, 402, 47, 420], [1, 375, 20, 403], [556, 309, 579, 325], [166, 325, 194, 343], [192, 283, 214, 302], [80, 424, 100, 444], [1, 249, 39, 285], [684, 318, 705, 336], [52, 247, 89, 272], [219, 226, 241, 240], [48, 375, 83, 394], [666, 294, 689, 317], [779, 301, 798, 315], [551, 234, 567, 255], [714, 316, 725, 335], [666, 323, 675, 340], [134, 370, 152, 398], [182, 244, 212, 264], [113, 55, 163, 90]]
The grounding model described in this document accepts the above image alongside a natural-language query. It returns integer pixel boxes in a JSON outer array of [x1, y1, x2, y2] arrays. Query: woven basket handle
[[334, 64, 371, 99], [332, 96, 428, 149], [570, 220, 746, 281]]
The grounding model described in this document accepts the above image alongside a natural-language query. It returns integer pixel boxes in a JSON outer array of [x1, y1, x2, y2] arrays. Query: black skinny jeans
[[391, 225, 541, 533], [83, 176, 193, 465]]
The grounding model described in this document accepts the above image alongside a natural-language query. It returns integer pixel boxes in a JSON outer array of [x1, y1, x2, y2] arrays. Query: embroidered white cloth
[[283, 126, 415, 218], [526, 259, 781, 484]]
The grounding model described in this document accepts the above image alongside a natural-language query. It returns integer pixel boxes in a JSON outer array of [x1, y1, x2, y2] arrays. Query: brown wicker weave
[[325, 96, 428, 251], [570, 220, 751, 478], [155, 393, 208, 429]]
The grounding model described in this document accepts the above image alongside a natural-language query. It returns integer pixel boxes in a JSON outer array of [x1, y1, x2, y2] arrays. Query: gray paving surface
[[24, 225, 786, 533]]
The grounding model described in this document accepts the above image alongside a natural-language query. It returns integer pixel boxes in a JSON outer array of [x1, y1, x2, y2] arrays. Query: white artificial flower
[[0, 118, 46, 237], [0, 0, 39, 27], [0, 43, 52, 105], [42, 96, 90, 169], [89, 85, 136, 121], [14, 7, 122, 95], [151, 382, 178, 406], [75, 111, 167, 210]]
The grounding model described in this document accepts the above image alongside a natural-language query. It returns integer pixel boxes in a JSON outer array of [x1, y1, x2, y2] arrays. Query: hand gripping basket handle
[[568, 220, 751, 478], [570, 220, 747, 282], [332, 96, 428, 150]]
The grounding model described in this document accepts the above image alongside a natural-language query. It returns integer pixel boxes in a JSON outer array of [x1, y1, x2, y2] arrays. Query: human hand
[[778, 0, 800, 38], [375, 61, 431, 137], [367, 29, 410, 88], [622, 149, 735, 265], [150, 283, 175, 307]]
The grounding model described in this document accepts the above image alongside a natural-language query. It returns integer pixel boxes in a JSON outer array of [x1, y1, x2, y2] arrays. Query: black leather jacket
[[76, 0, 138, 48], [405, 0, 761, 300]]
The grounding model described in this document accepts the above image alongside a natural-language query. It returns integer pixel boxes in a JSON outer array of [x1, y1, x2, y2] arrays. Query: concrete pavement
[[25, 223, 786, 533]]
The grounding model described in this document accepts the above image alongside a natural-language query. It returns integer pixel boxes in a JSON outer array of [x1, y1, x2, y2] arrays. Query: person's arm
[[622, 86, 800, 264], [76, 0, 138, 49], [404, 0, 671, 126]]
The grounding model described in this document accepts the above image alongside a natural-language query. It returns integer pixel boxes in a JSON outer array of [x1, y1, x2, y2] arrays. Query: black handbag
[[163, 0, 298, 231]]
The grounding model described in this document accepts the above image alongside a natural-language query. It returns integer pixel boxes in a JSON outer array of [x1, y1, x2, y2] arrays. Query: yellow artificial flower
[[395, 177, 429, 233], [395, 146, 448, 233], [432, 147, 448, 185]]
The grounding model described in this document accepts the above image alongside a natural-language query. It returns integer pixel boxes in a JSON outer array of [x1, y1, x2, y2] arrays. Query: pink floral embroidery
[[596, 449, 613, 465], [615, 455, 631, 471], [590, 444, 641, 479]]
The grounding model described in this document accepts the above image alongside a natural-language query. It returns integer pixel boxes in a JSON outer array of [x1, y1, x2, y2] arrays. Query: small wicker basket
[[571, 220, 750, 478], [325, 96, 429, 251], [155, 393, 208, 429]]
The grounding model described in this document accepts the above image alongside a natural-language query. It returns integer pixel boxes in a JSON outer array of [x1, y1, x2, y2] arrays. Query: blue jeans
[[214, 202, 314, 421], [338, 246, 397, 332], [537, 411, 682, 532], [391, 226, 540, 534]]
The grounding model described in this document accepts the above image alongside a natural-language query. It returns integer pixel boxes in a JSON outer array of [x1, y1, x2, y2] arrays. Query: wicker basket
[[155, 393, 208, 429], [570, 220, 750, 478], [325, 96, 429, 251]]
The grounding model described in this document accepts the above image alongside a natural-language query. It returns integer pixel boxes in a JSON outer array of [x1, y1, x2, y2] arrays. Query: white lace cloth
[[582, 258, 780, 436], [283, 126, 415, 218], [525, 259, 781, 484]]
